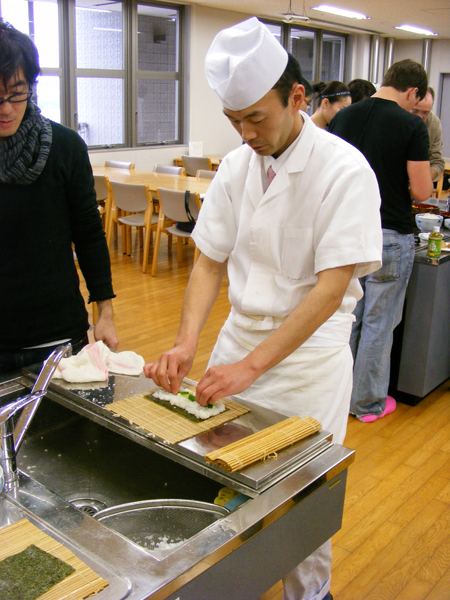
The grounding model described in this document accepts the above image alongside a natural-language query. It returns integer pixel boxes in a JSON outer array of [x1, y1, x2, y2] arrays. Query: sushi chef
[[146, 17, 382, 600]]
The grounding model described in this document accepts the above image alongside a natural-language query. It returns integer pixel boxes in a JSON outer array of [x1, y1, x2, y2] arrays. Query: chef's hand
[[94, 300, 119, 351], [144, 343, 195, 395], [195, 361, 258, 406]]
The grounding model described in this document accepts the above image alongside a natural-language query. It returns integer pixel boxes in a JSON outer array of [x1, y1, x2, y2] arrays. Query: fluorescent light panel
[[312, 4, 368, 19], [395, 24, 437, 36]]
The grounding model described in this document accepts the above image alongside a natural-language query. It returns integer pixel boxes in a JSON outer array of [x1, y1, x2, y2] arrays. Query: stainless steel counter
[[1, 374, 354, 600]]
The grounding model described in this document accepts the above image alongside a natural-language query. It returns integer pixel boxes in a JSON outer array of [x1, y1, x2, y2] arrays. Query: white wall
[[187, 6, 245, 156], [346, 34, 371, 81], [88, 145, 190, 171], [393, 39, 422, 63], [428, 39, 450, 98]]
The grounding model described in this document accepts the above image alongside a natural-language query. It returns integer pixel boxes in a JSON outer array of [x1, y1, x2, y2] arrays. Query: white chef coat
[[192, 114, 382, 600], [192, 114, 382, 347]]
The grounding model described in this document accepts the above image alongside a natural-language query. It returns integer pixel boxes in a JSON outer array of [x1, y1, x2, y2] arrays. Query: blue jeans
[[0, 335, 88, 376], [350, 230, 415, 417]]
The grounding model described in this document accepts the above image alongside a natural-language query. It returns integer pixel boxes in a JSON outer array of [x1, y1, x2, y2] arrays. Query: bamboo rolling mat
[[204, 416, 322, 473], [105, 390, 250, 444], [0, 518, 108, 600]]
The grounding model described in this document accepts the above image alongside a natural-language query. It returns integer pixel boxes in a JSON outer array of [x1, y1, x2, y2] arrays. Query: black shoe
[[322, 593, 333, 600]]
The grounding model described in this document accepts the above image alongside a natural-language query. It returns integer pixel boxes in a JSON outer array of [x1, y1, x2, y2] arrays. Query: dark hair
[[0, 19, 40, 89], [272, 53, 303, 107], [427, 86, 435, 102], [313, 80, 351, 106], [301, 76, 313, 98], [348, 78, 376, 103], [382, 59, 427, 101]]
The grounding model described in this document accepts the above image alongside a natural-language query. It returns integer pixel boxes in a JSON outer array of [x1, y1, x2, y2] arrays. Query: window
[[75, 1, 125, 146], [136, 3, 180, 144], [322, 33, 345, 81], [1, 0, 61, 122], [1, 0, 183, 148], [262, 19, 347, 92], [289, 28, 314, 83]]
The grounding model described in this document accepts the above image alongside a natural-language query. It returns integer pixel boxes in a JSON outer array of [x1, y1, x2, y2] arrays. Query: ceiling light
[[395, 24, 437, 36], [312, 5, 369, 19]]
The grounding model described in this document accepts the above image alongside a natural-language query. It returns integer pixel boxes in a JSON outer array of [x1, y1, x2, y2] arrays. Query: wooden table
[[93, 167, 212, 261], [173, 155, 222, 170], [93, 166, 211, 195]]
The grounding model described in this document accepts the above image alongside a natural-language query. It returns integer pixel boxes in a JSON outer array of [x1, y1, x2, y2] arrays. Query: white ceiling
[[184, 0, 450, 39]]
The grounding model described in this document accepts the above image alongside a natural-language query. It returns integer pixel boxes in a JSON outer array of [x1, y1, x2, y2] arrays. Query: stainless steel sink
[[17, 396, 225, 514]]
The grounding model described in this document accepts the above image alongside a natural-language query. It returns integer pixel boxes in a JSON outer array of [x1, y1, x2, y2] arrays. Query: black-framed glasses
[[0, 91, 32, 105]]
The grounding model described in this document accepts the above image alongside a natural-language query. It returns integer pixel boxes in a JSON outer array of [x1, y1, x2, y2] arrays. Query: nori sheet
[[145, 394, 227, 423], [0, 544, 75, 600]]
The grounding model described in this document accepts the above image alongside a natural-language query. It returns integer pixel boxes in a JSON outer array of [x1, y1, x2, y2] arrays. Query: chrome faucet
[[0, 343, 72, 492]]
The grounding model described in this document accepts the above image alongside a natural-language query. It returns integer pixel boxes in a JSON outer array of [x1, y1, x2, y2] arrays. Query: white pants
[[208, 313, 353, 600]]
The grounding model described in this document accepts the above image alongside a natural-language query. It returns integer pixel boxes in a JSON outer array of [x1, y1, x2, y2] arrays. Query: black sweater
[[0, 121, 115, 351]]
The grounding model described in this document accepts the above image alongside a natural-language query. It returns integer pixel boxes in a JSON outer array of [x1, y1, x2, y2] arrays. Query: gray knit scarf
[[0, 101, 52, 184]]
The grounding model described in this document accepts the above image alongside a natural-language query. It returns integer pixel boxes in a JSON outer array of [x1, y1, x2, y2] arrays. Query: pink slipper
[[358, 396, 397, 423]]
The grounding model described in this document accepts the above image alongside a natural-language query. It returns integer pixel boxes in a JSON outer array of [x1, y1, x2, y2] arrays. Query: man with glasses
[[411, 87, 445, 183], [0, 20, 119, 374]]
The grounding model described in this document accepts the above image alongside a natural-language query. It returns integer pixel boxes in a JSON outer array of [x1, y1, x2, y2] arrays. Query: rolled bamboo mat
[[105, 391, 250, 444], [204, 416, 321, 473], [0, 518, 109, 599]]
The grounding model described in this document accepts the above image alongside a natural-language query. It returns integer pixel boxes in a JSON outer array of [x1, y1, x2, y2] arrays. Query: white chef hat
[[205, 17, 288, 111]]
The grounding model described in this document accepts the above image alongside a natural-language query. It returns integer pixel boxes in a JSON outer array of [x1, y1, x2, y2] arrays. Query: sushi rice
[[152, 388, 226, 420]]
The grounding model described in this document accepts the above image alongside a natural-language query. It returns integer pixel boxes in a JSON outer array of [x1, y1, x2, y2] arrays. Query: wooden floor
[[80, 233, 450, 600]]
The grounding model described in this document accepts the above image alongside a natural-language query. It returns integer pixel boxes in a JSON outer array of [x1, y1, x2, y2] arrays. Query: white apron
[[208, 310, 353, 445], [208, 311, 353, 600]]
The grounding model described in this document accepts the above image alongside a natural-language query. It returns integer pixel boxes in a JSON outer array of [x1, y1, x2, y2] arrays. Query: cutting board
[[104, 389, 250, 444], [0, 518, 108, 600]]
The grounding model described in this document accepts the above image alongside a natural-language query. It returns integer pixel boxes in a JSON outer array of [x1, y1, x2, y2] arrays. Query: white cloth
[[53, 341, 145, 383], [204, 17, 288, 111], [283, 541, 332, 600], [192, 114, 382, 345]]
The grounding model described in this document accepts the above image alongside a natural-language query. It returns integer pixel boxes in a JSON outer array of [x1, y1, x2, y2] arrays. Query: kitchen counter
[[390, 231, 450, 404], [1, 373, 354, 600]]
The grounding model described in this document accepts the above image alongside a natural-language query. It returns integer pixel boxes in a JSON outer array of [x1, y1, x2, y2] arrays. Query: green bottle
[[427, 226, 443, 259]]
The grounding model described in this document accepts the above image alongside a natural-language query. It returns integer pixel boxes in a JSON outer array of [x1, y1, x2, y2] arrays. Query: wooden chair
[[151, 188, 201, 276], [152, 165, 185, 213], [196, 169, 216, 180], [109, 181, 158, 273], [181, 155, 212, 177], [105, 160, 135, 171], [153, 164, 184, 175]]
